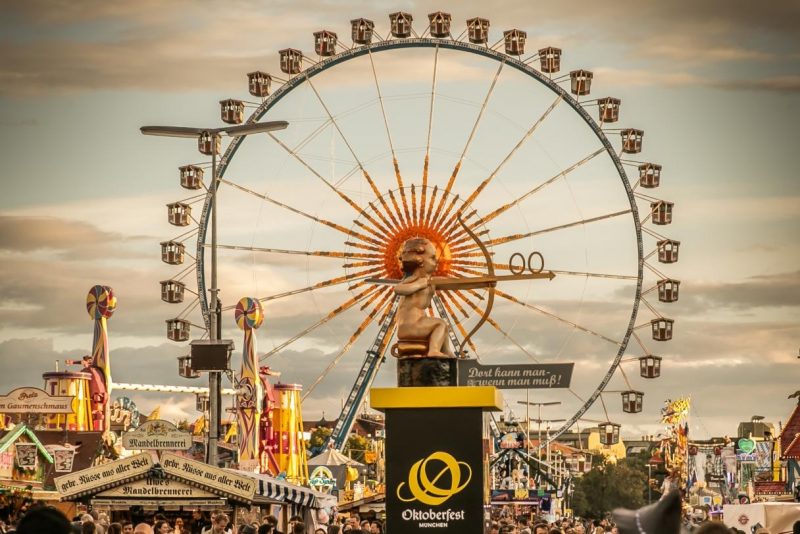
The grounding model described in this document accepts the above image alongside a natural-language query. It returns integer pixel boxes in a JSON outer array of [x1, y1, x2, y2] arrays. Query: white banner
[[55, 453, 153, 499], [161, 452, 256, 502]]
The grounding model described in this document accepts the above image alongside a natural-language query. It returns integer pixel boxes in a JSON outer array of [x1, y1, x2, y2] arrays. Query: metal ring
[[527, 251, 544, 273], [509, 252, 526, 275]]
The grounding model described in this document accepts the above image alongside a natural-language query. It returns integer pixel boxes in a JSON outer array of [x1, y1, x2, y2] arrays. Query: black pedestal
[[371, 387, 502, 534], [397, 358, 457, 387]]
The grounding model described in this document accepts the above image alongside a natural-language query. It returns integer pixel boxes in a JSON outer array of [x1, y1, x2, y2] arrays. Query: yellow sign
[[397, 451, 472, 506]]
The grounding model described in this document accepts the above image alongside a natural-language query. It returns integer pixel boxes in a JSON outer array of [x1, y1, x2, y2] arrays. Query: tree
[[307, 427, 332, 451], [343, 434, 371, 463], [572, 456, 647, 519]]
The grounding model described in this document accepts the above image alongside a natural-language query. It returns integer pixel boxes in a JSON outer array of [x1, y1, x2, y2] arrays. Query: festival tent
[[307, 448, 364, 489]]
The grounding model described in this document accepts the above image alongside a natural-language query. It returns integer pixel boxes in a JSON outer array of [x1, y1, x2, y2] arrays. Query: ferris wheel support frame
[[196, 37, 644, 443]]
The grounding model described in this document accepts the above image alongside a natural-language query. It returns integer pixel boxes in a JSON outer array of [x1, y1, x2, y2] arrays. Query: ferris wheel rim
[[194, 36, 645, 441]]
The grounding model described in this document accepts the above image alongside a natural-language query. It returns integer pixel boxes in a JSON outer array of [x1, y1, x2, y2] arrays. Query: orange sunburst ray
[[393, 160, 412, 225], [261, 285, 380, 360], [410, 184, 418, 226], [220, 179, 383, 248], [302, 293, 392, 400], [424, 185, 439, 226], [259, 266, 384, 303]]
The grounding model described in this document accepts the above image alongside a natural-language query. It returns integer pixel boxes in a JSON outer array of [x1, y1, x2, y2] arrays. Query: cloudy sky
[[0, 0, 798, 442]]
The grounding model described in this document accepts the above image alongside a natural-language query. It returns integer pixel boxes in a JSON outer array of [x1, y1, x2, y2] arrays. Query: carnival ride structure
[[151, 9, 681, 460]]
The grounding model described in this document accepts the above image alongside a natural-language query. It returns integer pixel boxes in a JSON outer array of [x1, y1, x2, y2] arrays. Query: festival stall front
[[56, 452, 334, 529]]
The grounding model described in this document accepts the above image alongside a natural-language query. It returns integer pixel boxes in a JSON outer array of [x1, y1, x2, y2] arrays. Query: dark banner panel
[[458, 361, 574, 389], [386, 408, 484, 534]]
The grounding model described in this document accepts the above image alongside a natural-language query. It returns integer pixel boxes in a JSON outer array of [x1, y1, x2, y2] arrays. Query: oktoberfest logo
[[397, 451, 472, 506]]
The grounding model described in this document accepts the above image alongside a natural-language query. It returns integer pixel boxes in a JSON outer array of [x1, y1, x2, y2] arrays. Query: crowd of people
[[481, 491, 800, 534], [0, 506, 387, 534], [1, 500, 798, 534]]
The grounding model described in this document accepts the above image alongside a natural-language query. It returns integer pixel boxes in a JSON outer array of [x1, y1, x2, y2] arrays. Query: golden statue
[[369, 217, 556, 368], [394, 238, 455, 358]]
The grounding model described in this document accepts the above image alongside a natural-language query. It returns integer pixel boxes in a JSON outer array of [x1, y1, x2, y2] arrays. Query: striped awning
[[229, 470, 334, 509]]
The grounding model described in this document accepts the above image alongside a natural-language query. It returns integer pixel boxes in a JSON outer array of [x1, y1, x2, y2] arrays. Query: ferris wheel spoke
[[631, 331, 649, 354], [267, 133, 391, 239], [301, 294, 392, 400], [304, 75, 397, 229], [455, 290, 541, 364], [468, 148, 606, 232], [261, 285, 382, 361], [220, 178, 383, 247], [432, 61, 505, 229], [432, 193, 462, 235], [360, 285, 394, 314], [495, 289, 622, 346], [547, 270, 637, 281], [367, 49, 411, 226], [450, 264, 488, 278], [453, 209, 632, 253], [292, 117, 334, 154], [438, 95, 564, 233], [438, 290, 468, 318], [420, 45, 440, 226], [617, 363, 634, 390], [258, 266, 383, 304], [213, 244, 380, 261]]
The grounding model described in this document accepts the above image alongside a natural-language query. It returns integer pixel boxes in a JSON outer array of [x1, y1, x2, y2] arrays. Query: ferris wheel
[[155, 10, 680, 448]]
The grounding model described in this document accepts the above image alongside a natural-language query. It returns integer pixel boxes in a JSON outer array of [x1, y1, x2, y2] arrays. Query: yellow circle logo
[[396, 451, 472, 505]]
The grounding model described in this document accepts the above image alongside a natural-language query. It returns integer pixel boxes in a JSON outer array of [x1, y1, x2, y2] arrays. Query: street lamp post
[[647, 462, 653, 504], [141, 120, 288, 466]]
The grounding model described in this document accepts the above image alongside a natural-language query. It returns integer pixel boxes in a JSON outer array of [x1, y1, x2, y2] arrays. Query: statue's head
[[399, 238, 438, 277]]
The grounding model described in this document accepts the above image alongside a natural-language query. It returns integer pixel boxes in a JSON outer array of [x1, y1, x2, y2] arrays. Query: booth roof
[[307, 448, 364, 467], [227, 470, 336, 509], [0, 424, 53, 464]]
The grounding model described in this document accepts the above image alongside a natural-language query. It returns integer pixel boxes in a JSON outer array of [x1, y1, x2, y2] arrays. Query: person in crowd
[[190, 511, 210, 534], [291, 524, 305, 534], [202, 513, 231, 534], [154, 520, 171, 533], [326, 525, 340, 534], [263, 516, 281, 534], [133, 525, 153, 534], [107, 524, 122, 534], [16, 506, 71, 534], [173, 518, 185, 534]]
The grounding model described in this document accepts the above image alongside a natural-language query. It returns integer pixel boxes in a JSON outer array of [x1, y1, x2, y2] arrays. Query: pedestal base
[[371, 387, 502, 534], [396, 358, 457, 387]]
